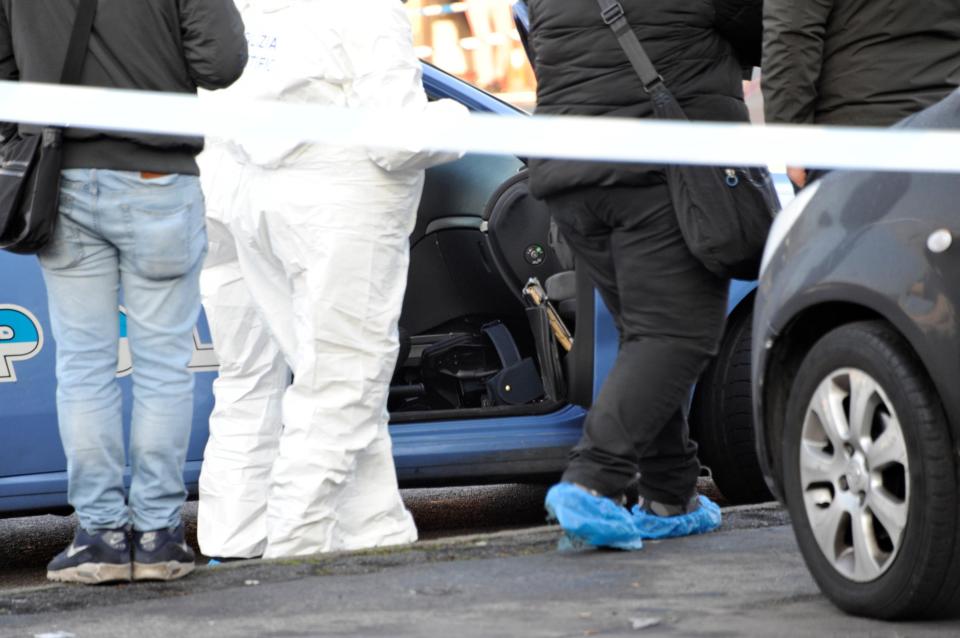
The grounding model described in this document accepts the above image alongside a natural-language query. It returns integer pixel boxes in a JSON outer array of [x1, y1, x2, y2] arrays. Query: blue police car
[[0, 62, 770, 515]]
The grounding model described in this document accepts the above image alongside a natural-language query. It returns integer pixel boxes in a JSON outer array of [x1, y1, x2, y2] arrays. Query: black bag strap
[[59, 0, 98, 85], [482, 321, 522, 368], [595, 0, 663, 92]]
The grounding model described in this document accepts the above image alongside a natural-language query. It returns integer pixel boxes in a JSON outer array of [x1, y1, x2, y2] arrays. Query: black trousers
[[547, 182, 728, 505]]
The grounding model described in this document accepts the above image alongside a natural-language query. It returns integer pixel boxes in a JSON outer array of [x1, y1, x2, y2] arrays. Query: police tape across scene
[[2, 80, 960, 174]]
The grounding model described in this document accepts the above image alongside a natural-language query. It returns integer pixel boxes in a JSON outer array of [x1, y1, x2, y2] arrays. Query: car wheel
[[691, 305, 773, 504], [783, 320, 960, 619]]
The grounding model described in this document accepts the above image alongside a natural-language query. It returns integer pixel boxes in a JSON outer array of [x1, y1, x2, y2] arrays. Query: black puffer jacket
[[526, 0, 754, 199], [763, 0, 960, 127]]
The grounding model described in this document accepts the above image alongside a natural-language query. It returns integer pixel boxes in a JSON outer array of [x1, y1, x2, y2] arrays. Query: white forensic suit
[[197, 0, 466, 558]]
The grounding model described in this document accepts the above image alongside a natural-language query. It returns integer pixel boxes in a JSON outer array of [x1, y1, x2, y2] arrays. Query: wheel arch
[[690, 288, 779, 504], [759, 299, 959, 497]]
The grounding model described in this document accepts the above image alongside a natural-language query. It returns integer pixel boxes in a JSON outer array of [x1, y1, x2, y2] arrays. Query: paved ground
[[3, 503, 959, 637], [0, 484, 554, 591], [0, 481, 727, 591]]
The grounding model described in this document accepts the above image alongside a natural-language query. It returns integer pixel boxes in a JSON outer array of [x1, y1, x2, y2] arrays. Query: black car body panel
[[753, 97, 960, 497]]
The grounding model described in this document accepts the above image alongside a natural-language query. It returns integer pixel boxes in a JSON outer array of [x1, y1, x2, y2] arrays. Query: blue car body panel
[[421, 63, 522, 115], [0, 63, 757, 513]]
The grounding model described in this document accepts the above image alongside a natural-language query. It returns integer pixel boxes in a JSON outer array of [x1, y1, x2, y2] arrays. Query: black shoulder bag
[[0, 0, 97, 255], [596, 0, 778, 280]]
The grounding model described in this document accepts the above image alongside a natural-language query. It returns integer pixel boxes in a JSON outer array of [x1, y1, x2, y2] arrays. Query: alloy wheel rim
[[799, 367, 910, 582]]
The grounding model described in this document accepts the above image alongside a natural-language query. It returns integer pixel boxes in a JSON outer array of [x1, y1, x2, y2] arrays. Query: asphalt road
[[0, 484, 557, 591], [4, 503, 959, 637], [0, 480, 729, 592]]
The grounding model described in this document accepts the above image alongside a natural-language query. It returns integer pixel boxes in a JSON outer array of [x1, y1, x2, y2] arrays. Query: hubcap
[[844, 455, 869, 493], [799, 368, 910, 582]]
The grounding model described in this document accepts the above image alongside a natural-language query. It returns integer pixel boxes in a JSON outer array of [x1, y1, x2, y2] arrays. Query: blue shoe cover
[[545, 483, 644, 551], [630, 495, 722, 540]]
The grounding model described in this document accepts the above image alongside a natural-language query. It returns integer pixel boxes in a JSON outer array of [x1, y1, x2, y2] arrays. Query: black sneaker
[[47, 528, 132, 585], [132, 524, 196, 581]]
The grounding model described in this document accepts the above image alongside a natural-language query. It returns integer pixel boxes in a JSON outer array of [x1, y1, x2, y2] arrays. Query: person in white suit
[[197, 0, 466, 559]]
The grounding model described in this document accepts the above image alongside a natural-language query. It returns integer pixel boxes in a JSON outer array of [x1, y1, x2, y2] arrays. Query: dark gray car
[[752, 90, 960, 619]]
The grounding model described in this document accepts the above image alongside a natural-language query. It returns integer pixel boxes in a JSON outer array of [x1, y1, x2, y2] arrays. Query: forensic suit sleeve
[[0, 2, 17, 141], [761, 0, 832, 124], [179, 0, 249, 90], [340, 2, 467, 172]]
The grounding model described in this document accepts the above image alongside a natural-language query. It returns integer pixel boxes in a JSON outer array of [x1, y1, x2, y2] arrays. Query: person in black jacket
[[0, 0, 247, 583], [527, 0, 758, 548], [763, 0, 960, 188]]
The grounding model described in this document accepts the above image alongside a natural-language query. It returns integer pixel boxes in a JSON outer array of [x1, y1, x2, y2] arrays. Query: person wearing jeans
[[0, 0, 247, 584], [41, 170, 206, 538]]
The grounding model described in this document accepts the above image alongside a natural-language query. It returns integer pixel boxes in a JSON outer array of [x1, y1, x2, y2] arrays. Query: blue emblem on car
[[0, 304, 44, 383]]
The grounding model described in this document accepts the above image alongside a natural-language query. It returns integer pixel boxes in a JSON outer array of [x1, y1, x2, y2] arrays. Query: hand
[[787, 166, 808, 189]]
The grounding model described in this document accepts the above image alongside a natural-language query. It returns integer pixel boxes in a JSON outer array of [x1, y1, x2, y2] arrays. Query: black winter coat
[[762, 0, 960, 127], [526, 0, 756, 199], [0, 0, 248, 175]]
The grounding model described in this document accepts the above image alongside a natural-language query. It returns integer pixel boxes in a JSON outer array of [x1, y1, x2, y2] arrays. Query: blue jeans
[[39, 169, 207, 532]]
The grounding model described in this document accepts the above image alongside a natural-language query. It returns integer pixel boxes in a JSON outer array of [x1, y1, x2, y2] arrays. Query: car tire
[[691, 305, 773, 505], [783, 320, 960, 619]]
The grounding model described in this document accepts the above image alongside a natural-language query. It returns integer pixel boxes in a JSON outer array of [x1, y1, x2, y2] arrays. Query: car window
[[406, 0, 536, 111]]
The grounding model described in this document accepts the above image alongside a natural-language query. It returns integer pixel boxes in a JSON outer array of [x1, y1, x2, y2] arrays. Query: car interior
[[389, 151, 595, 423]]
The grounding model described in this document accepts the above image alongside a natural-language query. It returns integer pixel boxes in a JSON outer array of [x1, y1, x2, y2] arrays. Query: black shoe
[[636, 494, 701, 517], [132, 524, 196, 581], [47, 528, 132, 585]]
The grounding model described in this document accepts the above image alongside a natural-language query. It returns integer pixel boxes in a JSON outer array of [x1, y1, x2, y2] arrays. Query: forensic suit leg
[[232, 166, 417, 558], [197, 153, 290, 559]]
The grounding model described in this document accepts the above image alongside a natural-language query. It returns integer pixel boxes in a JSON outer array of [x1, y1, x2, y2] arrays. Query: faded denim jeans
[[39, 169, 207, 532]]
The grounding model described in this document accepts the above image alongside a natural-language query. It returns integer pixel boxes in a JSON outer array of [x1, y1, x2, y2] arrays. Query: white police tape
[[3, 81, 960, 173]]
